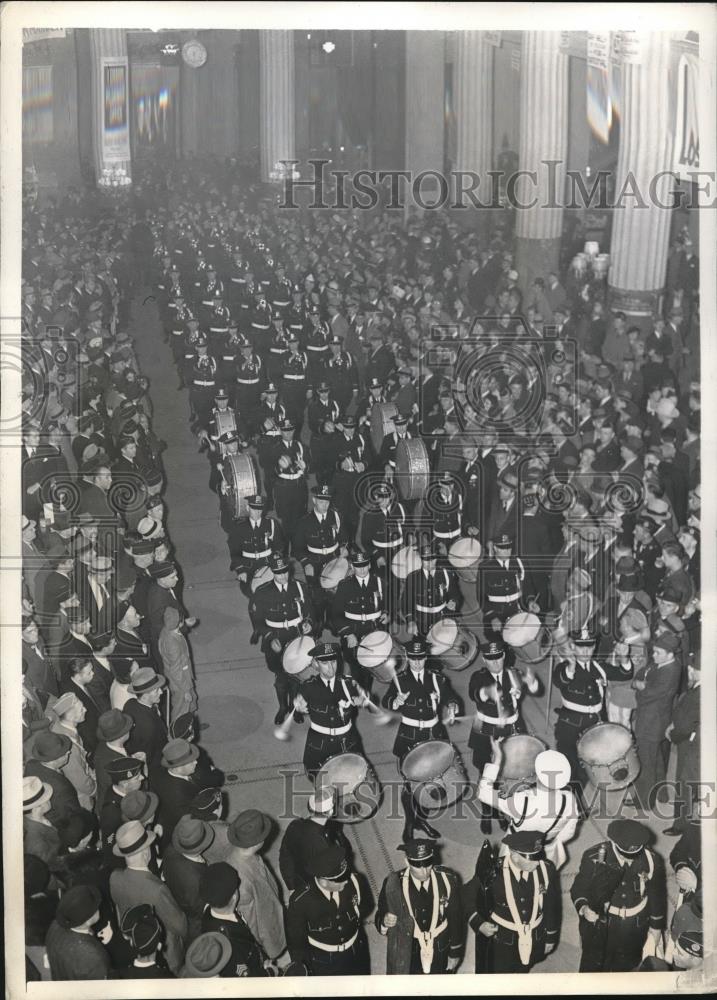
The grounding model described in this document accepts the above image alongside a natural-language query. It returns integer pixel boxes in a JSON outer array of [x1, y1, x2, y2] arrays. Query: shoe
[[417, 818, 441, 839], [663, 826, 682, 837], [274, 708, 287, 726]]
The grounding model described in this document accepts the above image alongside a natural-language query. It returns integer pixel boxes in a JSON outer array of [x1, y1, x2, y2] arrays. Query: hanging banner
[[587, 33, 612, 143], [674, 52, 700, 179], [101, 58, 130, 163], [23, 28, 66, 44]]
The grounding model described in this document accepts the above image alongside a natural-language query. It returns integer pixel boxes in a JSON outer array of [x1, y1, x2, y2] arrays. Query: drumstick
[[544, 651, 554, 733], [356, 687, 394, 726], [273, 711, 296, 742]]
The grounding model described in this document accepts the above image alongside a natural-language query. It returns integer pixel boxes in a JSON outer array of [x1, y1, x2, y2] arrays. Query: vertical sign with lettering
[[674, 53, 699, 179]]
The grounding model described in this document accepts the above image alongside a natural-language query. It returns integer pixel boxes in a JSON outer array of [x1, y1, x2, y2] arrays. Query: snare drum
[[577, 722, 640, 790], [583, 240, 600, 258], [448, 537, 482, 583], [357, 630, 406, 684], [215, 409, 238, 454], [224, 453, 259, 518], [498, 734, 546, 796], [395, 439, 430, 501], [502, 612, 553, 665], [426, 617, 479, 671], [400, 740, 469, 814], [282, 635, 318, 683], [391, 544, 422, 580], [249, 564, 273, 593], [370, 401, 398, 454], [320, 556, 350, 594], [316, 752, 381, 823]]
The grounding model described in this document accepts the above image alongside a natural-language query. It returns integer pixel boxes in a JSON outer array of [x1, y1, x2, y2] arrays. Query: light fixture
[[322, 40, 335, 54]]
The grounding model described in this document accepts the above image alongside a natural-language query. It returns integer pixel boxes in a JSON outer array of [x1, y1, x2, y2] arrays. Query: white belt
[[434, 528, 461, 539], [488, 592, 521, 603], [608, 897, 647, 918], [310, 721, 352, 736], [193, 379, 215, 387], [416, 604, 445, 614], [252, 322, 271, 330], [222, 355, 236, 362], [284, 374, 306, 381], [561, 697, 601, 714], [171, 328, 185, 336], [345, 610, 381, 621], [474, 709, 519, 726], [231, 277, 244, 283], [270, 348, 288, 355], [308, 929, 358, 952], [492, 912, 543, 934], [201, 298, 214, 306], [307, 544, 338, 555], [265, 616, 302, 629], [209, 325, 228, 333], [401, 716, 438, 729], [278, 471, 303, 480], [237, 378, 260, 385], [307, 345, 328, 352], [373, 537, 402, 548], [242, 549, 272, 559]]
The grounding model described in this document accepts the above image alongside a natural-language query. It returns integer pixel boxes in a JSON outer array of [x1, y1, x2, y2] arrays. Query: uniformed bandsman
[[273, 419, 308, 542], [266, 314, 290, 384], [233, 334, 264, 437], [281, 335, 310, 432], [553, 629, 606, 789], [379, 412, 412, 479], [333, 415, 370, 540], [185, 334, 218, 432], [252, 552, 316, 724], [228, 494, 285, 590], [359, 481, 406, 570], [330, 547, 387, 690], [478, 530, 529, 639], [478, 742, 580, 870], [292, 642, 367, 779], [356, 376, 387, 431], [425, 472, 463, 551], [303, 304, 331, 387], [325, 335, 359, 414], [390, 638, 460, 840], [286, 844, 371, 975], [375, 839, 463, 974], [255, 383, 285, 505], [402, 539, 461, 641], [570, 818, 666, 971], [293, 484, 348, 630], [278, 786, 351, 894], [465, 830, 560, 973]]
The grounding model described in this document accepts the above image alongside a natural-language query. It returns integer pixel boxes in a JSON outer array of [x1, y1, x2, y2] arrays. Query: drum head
[[448, 537, 482, 567], [503, 613, 540, 649], [391, 545, 422, 580], [395, 439, 429, 501], [500, 735, 546, 781], [226, 453, 259, 517], [577, 722, 632, 764], [370, 402, 398, 453], [320, 556, 349, 590], [317, 752, 379, 823], [357, 630, 392, 668], [440, 627, 478, 671], [427, 617, 458, 654], [401, 740, 454, 782], [282, 635, 315, 676]]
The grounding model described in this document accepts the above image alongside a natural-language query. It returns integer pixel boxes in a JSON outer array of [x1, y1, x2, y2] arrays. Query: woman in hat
[[47, 691, 97, 811]]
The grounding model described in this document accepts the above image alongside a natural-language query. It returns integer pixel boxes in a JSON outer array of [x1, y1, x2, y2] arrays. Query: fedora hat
[[161, 738, 199, 770], [128, 668, 165, 696], [113, 819, 156, 858], [23, 775, 53, 811], [31, 731, 71, 763], [172, 815, 214, 856], [96, 709, 133, 743], [121, 789, 159, 824], [182, 931, 232, 978], [227, 809, 271, 849]]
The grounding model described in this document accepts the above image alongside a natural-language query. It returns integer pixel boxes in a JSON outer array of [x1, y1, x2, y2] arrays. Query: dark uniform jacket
[[293, 508, 346, 573], [201, 908, 266, 976], [401, 566, 461, 633], [330, 573, 386, 637], [279, 818, 351, 892], [359, 501, 406, 557], [286, 873, 371, 971], [228, 514, 284, 576], [387, 665, 457, 759]]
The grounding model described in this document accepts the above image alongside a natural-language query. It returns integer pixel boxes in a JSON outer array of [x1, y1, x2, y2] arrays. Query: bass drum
[[316, 752, 381, 823], [224, 453, 259, 518], [320, 556, 350, 594], [578, 722, 640, 791], [356, 630, 407, 684], [395, 438, 429, 501], [498, 734, 546, 797], [282, 635, 318, 684], [400, 740, 469, 815], [426, 618, 479, 671], [215, 409, 238, 454], [391, 543, 422, 580], [502, 612, 553, 666], [448, 537, 482, 583], [370, 401, 398, 454]]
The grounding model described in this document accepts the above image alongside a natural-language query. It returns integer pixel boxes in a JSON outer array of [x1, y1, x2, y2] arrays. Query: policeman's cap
[[311, 642, 340, 661], [504, 830, 545, 857], [399, 839, 435, 864], [607, 818, 650, 854]]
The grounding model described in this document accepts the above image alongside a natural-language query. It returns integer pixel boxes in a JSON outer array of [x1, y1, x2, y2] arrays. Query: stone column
[[514, 31, 569, 289], [454, 31, 494, 219], [608, 34, 674, 316], [405, 31, 445, 215], [89, 28, 132, 184], [259, 30, 295, 182]]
